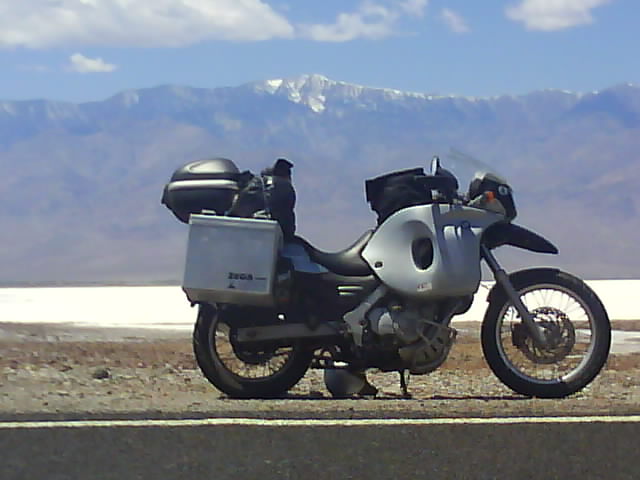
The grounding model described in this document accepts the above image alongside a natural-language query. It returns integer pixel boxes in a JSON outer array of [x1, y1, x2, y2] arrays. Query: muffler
[[235, 321, 343, 343]]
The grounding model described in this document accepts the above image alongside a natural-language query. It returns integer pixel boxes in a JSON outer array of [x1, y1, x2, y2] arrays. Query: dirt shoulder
[[1, 322, 639, 421]]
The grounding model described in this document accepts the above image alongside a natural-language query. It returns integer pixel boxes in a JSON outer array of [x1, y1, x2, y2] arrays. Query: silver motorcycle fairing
[[362, 204, 504, 299]]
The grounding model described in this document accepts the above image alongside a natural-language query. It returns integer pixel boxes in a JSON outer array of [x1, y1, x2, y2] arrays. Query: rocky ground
[[1, 321, 639, 421]]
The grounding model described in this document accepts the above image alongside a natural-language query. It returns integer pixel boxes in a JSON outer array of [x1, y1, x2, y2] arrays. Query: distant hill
[[0, 74, 638, 283]]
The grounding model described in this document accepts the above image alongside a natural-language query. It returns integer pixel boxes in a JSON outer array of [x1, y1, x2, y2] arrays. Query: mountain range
[[1, 74, 638, 283]]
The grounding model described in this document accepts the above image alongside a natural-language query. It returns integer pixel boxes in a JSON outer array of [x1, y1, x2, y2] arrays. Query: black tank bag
[[365, 168, 432, 224]]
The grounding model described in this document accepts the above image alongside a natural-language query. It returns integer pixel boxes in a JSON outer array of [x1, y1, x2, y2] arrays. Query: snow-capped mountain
[[249, 74, 438, 112], [1, 73, 637, 132], [0, 75, 638, 283]]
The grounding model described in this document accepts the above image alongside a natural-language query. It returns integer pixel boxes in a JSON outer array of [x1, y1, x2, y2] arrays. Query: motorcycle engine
[[367, 303, 457, 374]]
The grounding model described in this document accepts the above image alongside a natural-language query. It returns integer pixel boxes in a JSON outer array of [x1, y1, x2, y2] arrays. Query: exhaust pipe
[[235, 322, 343, 343]]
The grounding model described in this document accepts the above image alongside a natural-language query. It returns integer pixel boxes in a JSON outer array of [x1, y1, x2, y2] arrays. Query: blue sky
[[0, 0, 637, 102]]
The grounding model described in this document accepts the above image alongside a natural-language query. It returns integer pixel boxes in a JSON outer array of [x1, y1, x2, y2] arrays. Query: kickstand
[[399, 370, 412, 398]]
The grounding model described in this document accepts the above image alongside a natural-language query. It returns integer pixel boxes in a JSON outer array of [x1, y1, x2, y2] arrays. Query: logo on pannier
[[228, 272, 254, 281]]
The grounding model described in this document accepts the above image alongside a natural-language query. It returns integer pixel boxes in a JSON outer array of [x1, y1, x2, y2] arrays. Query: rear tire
[[193, 304, 312, 398], [481, 269, 610, 398]]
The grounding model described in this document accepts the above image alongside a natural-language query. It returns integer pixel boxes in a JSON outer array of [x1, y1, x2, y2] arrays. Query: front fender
[[483, 223, 558, 254]]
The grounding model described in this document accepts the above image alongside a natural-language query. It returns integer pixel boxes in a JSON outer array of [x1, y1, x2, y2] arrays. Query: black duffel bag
[[228, 158, 297, 240]]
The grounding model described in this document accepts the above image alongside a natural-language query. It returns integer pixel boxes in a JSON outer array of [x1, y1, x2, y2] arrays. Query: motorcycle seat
[[292, 230, 374, 277]]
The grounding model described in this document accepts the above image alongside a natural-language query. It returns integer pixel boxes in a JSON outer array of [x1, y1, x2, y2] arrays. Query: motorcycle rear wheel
[[193, 304, 312, 398], [481, 269, 611, 398]]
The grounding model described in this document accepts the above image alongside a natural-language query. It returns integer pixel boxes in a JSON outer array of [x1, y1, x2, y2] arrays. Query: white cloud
[[0, 0, 432, 47], [506, 0, 611, 31], [300, 1, 426, 42], [68, 53, 117, 73], [301, 4, 396, 42], [0, 0, 294, 48], [441, 8, 469, 33], [399, 0, 429, 17]]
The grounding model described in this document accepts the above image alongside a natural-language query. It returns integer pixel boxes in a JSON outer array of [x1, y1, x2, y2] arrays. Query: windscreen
[[439, 149, 509, 197]]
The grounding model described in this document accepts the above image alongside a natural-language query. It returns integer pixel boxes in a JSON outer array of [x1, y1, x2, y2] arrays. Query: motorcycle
[[162, 152, 611, 399]]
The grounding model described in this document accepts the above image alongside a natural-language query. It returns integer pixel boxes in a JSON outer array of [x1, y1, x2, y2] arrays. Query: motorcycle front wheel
[[481, 268, 611, 398], [193, 304, 312, 398]]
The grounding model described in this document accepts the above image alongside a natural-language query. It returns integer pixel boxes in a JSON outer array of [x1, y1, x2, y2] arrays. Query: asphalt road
[[1, 416, 638, 480]]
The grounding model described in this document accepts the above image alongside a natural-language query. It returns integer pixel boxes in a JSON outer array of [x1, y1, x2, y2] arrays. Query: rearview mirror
[[430, 156, 441, 175]]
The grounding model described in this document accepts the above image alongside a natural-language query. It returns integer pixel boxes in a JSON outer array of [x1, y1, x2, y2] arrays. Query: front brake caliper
[[511, 322, 528, 348]]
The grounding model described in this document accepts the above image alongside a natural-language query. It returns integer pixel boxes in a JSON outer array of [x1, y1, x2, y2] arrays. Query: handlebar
[[414, 175, 459, 201]]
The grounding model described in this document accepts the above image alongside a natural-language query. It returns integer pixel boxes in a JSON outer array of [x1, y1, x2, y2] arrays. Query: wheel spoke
[[211, 320, 296, 381]]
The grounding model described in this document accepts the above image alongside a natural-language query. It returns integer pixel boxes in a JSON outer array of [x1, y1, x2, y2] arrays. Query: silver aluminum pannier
[[182, 214, 282, 306]]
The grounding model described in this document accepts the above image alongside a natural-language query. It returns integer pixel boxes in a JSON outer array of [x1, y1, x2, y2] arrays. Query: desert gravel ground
[[1, 321, 639, 421]]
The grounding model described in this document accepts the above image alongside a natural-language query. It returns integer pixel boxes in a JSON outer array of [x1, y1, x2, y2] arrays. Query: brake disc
[[510, 307, 576, 364]]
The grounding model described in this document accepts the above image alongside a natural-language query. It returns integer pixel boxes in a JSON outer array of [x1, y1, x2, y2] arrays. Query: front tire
[[481, 269, 611, 398], [193, 304, 312, 398]]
